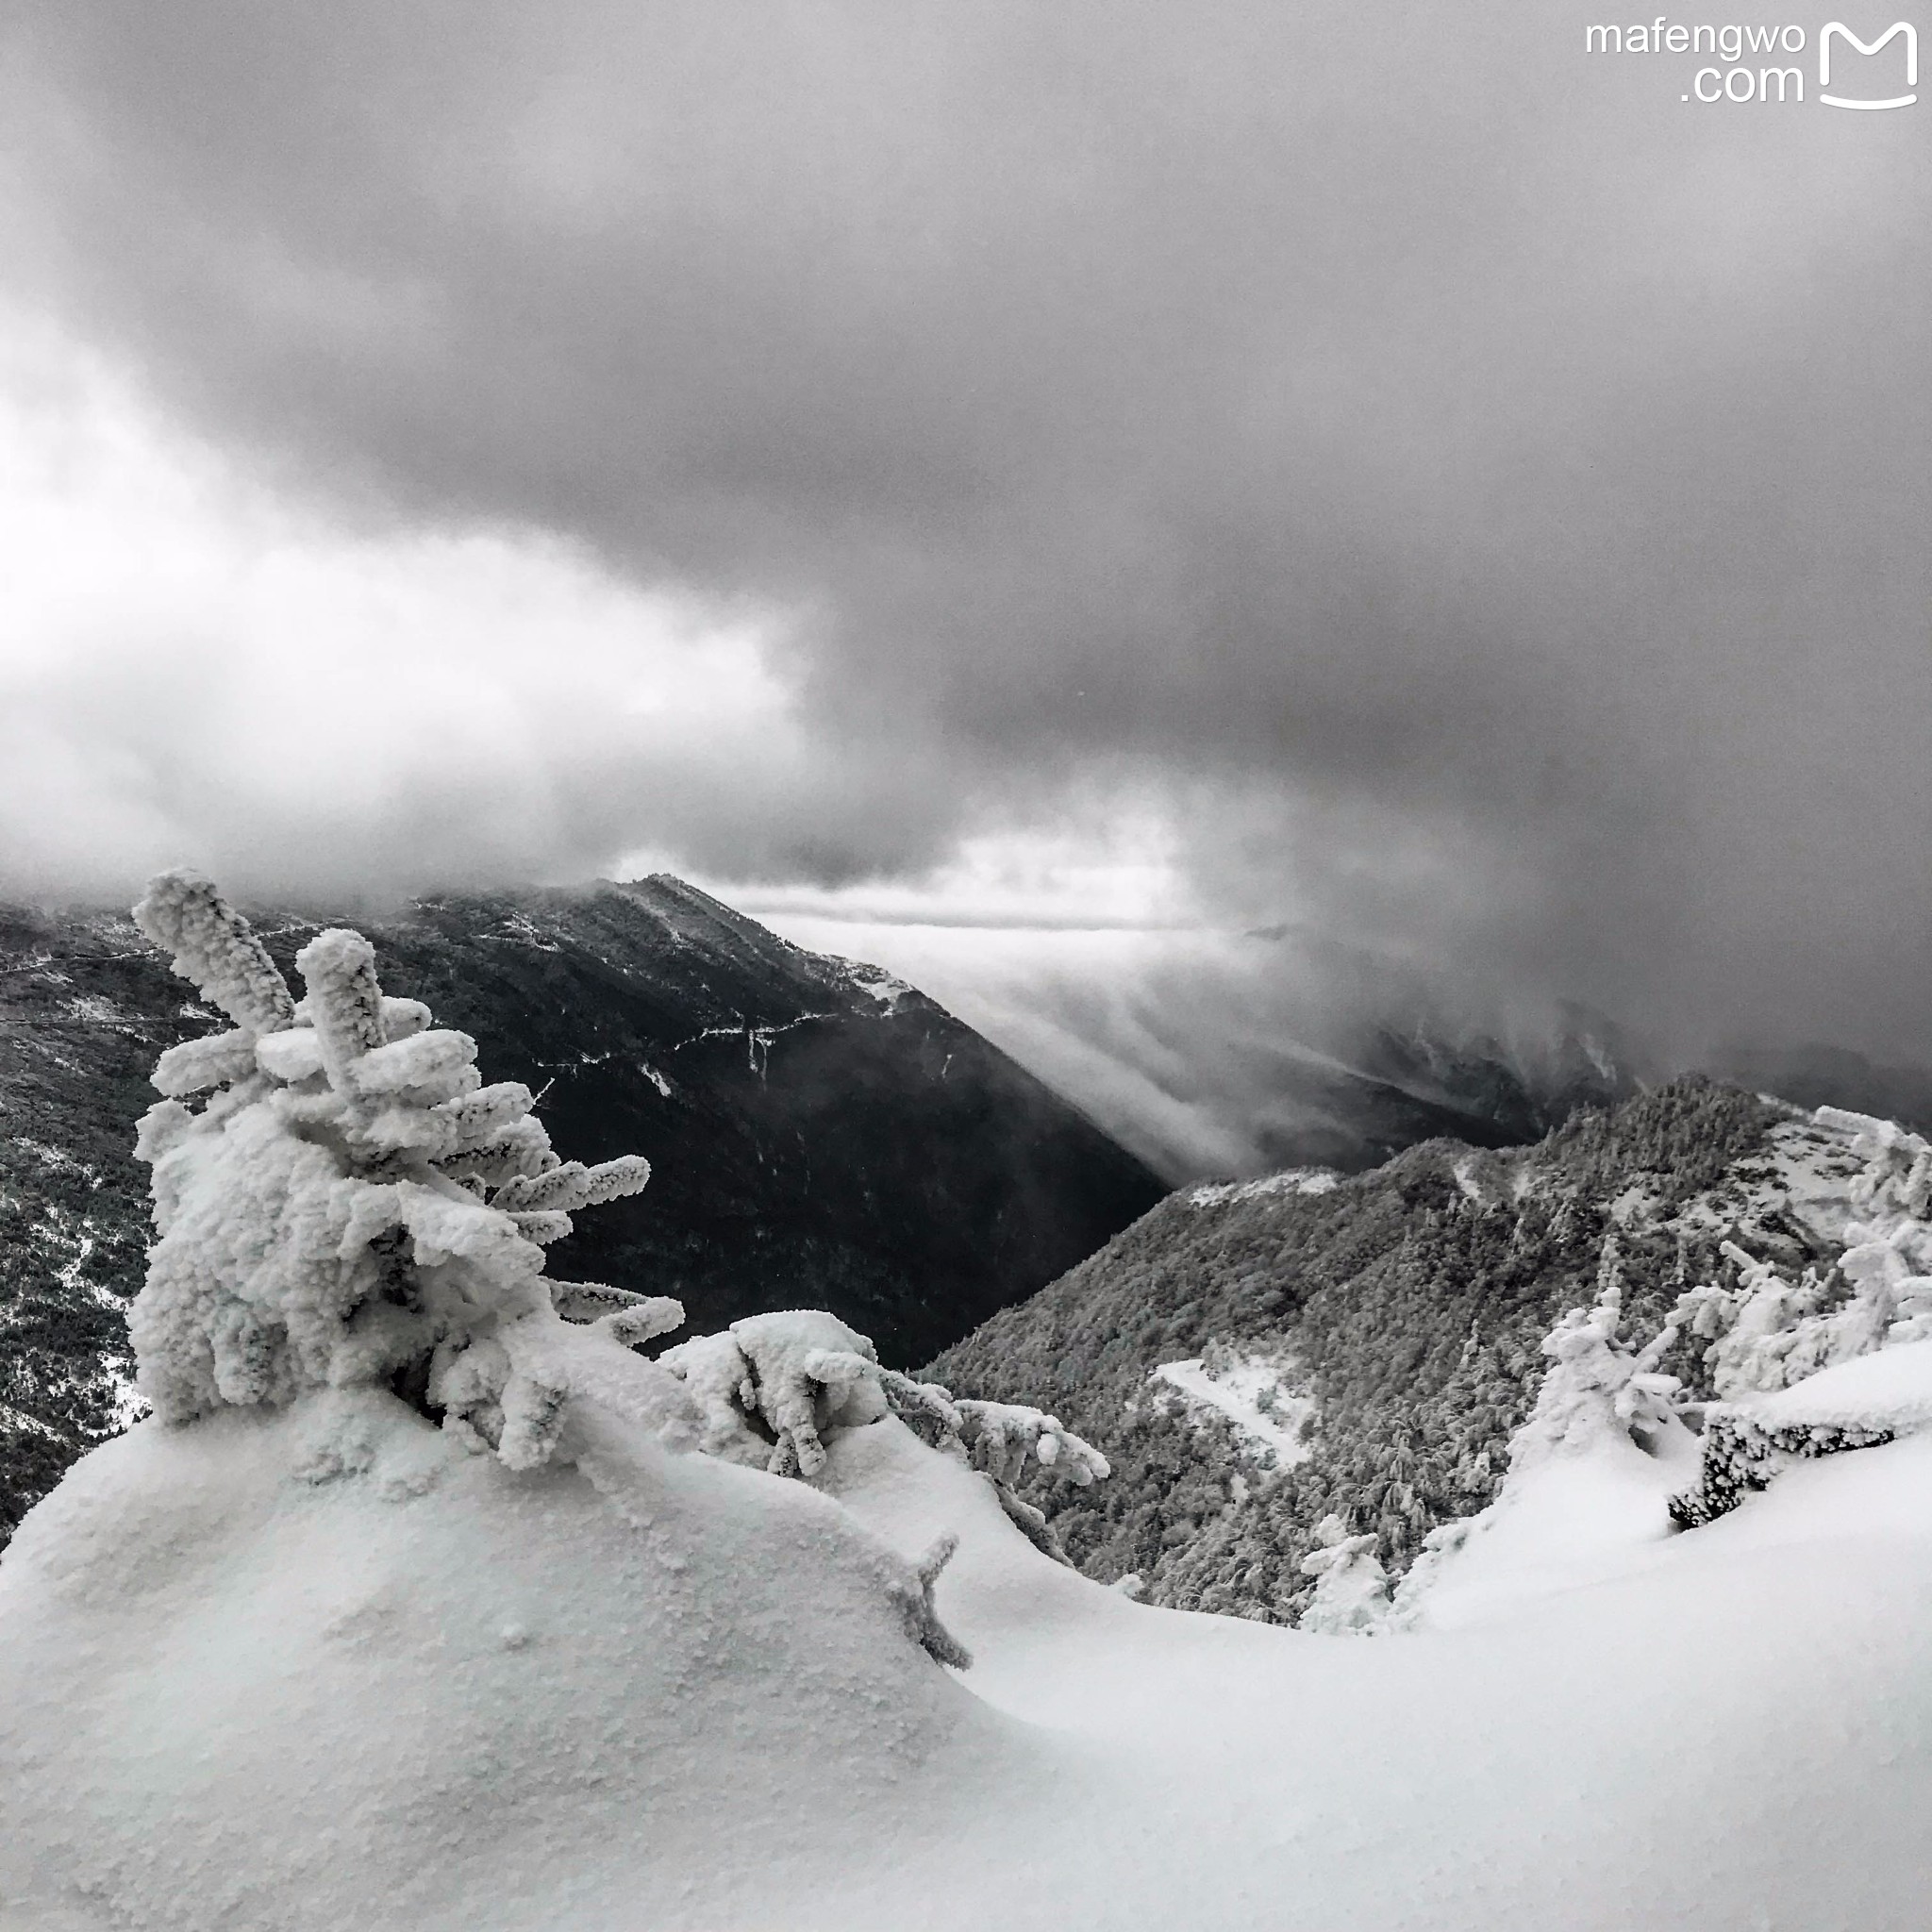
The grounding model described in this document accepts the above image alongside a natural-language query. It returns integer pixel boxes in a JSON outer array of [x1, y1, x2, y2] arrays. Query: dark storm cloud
[[2, 1, 1927, 1056]]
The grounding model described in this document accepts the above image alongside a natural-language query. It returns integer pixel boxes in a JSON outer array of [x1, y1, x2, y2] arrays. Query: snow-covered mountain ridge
[[927, 1078, 1932, 1623]]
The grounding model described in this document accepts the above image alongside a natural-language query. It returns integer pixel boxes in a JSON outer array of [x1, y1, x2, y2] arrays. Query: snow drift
[[2, 875, 1929, 1930]]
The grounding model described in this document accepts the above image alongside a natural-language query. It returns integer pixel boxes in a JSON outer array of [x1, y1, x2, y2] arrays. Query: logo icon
[[1819, 20, 1918, 107]]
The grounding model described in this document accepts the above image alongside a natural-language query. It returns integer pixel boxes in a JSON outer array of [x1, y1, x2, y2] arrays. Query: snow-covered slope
[[7, 1359, 1930, 1930], [836, 1391, 1932, 1932], [0, 1394, 1001, 1931]]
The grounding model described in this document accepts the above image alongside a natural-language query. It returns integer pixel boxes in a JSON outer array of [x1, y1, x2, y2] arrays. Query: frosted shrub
[[1668, 1115, 1932, 1405], [663, 1311, 1111, 1560], [1668, 1409, 1894, 1530], [658, 1310, 893, 1476], [1297, 1512, 1390, 1635]]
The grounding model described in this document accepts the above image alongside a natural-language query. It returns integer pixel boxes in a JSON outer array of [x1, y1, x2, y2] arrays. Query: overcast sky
[[1, 3, 1926, 1112]]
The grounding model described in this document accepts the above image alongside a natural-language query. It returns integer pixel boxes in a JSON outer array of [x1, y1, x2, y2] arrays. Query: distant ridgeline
[[0, 877, 1164, 1542], [927, 1077, 1932, 1623]]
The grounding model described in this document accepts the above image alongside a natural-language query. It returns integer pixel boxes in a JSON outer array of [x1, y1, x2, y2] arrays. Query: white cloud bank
[[0, 319, 937, 903]]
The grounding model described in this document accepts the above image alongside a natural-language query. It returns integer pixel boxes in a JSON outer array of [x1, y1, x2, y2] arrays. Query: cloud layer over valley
[[2, 1, 1925, 1078]]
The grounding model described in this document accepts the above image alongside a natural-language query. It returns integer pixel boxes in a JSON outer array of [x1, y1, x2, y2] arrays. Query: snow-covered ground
[[1186, 1166, 1339, 1208], [1150, 1352, 1315, 1468], [840, 1393, 1932, 1932], [5, 1353, 1930, 1932]]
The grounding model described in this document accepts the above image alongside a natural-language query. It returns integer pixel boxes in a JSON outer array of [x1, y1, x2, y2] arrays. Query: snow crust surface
[[824, 1406, 1932, 1932]]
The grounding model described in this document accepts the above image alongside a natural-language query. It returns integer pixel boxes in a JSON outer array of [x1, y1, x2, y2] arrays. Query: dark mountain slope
[[0, 876, 1165, 1541], [291, 877, 1168, 1366], [0, 907, 195, 1548]]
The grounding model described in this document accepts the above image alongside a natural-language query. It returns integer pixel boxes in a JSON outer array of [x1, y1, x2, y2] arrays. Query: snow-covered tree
[[1297, 1511, 1390, 1634], [1669, 1115, 1932, 1402], [1384, 1517, 1474, 1630], [129, 871, 1110, 1575], [1668, 1408, 1896, 1530], [1660, 1115, 1931, 1527], [128, 872, 677, 1468], [1506, 1230, 1684, 1473]]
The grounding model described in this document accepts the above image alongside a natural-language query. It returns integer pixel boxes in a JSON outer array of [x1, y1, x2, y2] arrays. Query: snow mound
[[826, 1407, 1932, 1932], [1742, 1337, 1932, 1436], [0, 1390, 1009, 1931]]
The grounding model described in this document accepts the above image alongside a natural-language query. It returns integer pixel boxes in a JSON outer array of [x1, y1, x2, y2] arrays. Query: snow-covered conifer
[[657, 1328, 773, 1464], [656, 1310, 889, 1475], [1384, 1517, 1474, 1630], [951, 1397, 1110, 1488], [1507, 1241, 1685, 1472], [657, 1312, 1111, 1553], [1674, 1179, 1932, 1403], [125, 884, 696, 1468], [1297, 1512, 1390, 1635]]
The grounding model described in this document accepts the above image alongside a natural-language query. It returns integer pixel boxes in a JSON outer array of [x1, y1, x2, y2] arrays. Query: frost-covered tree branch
[[657, 1319, 1112, 1560], [879, 1374, 1112, 1563], [134, 869, 297, 1037]]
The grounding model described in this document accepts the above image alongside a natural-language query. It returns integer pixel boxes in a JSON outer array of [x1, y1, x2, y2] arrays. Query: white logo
[[1819, 20, 1918, 106]]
